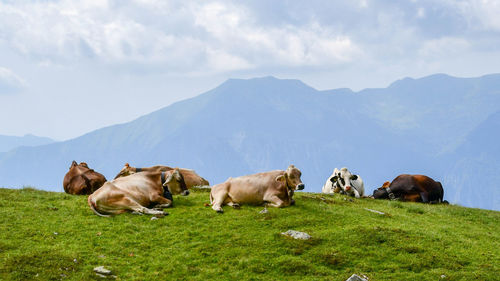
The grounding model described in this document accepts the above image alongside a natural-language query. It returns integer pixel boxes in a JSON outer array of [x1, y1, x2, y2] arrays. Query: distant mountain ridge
[[0, 134, 54, 153], [0, 74, 499, 210]]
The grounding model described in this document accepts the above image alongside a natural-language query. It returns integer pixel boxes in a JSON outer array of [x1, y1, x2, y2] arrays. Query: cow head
[[114, 163, 134, 179], [163, 168, 189, 196], [276, 164, 305, 191], [64, 160, 107, 195], [372, 182, 391, 199], [68, 161, 90, 172], [330, 167, 359, 195]]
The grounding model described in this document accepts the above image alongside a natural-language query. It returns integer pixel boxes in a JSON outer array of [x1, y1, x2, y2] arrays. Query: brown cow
[[210, 165, 305, 213], [63, 161, 107, 195], [114, 163, 209, 188], [88, 168, 189, 217], [373, 174, 445, 203]]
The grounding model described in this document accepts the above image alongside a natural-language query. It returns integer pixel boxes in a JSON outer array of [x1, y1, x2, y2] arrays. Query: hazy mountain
[[0, 134, 54, 153], [0, 75, 499, 210], [442, 110, 500, 210]]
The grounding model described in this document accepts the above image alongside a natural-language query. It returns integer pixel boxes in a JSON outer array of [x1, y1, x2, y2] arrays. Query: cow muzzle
[[345, 186, 351, 191], [182, 190, 190, 196], [296, 183, 305, 190]]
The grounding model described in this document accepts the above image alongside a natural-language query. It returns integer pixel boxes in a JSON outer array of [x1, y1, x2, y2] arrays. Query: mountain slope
[[0, 134, 54, 153], [1, 188, 499, 280], [0, 77, 428, 193], [0, 75, 499, 210], [443, 110, 500, 210]]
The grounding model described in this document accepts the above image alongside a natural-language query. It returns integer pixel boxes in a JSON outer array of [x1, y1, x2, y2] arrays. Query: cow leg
[[211, 191, 227, 213], [211, 183, 230, 213], [420, 192, 429, 203], [150, 194, 173, 209], [352, 189, 361, 198], [265, 195, 287, 208], [226, 202, 240, 209], [402, 193, 421, 202], [115, 197, 167, 216]]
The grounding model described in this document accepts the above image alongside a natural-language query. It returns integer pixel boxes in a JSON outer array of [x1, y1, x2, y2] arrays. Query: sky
[[1, 0, 499, 140]]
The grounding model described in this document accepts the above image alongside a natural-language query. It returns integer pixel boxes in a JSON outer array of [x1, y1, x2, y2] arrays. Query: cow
[[63, 161, 107, 195], [114, 163, 209, 188], [372, 174, 445, 203], [210, 165, 304, 213], [88, 168, 189, 217], [322, 167, 364, 198]]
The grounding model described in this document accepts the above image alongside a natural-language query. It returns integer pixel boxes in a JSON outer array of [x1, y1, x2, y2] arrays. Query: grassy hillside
[[0, 188, 498, 281]]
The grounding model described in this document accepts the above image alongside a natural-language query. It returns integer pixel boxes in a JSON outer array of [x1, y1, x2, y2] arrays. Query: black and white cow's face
[[330, 167, 358, 194]]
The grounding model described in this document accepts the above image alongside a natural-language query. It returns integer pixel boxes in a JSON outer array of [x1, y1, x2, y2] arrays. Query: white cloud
[[0, 67, 26, 95], [446, 0, 500, 31], [418, 37, 471, 59], [416, 7, 425, 18], [0, 1, 360, 74]]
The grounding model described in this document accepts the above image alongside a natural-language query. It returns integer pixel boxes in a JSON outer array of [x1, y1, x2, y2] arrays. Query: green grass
[[0, 187, 499, 281]]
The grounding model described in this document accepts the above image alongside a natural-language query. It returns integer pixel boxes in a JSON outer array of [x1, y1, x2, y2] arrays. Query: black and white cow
[[322, 167, 364, 198]]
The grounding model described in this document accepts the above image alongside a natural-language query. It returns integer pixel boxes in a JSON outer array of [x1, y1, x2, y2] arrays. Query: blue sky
[[1, 0, 499, 140]]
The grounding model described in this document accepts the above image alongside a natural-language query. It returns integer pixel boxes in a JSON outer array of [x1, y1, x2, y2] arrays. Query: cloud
[[0, 1, 360, 74], [0, 0, 498, 80], [0, 67, 25, 95]]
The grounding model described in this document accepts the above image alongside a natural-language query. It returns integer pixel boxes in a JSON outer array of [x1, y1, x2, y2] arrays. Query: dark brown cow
[[63, 161, 107, 195], [373, 174, 445, 203], [88, 168, 189, 217], [114, 163, 209, 188], [210, 165, 304, 213]]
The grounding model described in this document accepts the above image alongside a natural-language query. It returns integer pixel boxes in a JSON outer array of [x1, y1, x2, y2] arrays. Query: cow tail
[[87, 195, 111, 217], [438, 181, 444, 203]]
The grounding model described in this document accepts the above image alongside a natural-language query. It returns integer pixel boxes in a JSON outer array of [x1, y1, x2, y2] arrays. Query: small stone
[[151, 216, 159, 220], [96, 232, 102, 236], [94, 266, 112, 275], [346, 274, 368, 281], [53, 232, 58, 235], [441, 275, 447, 279], [73, 258, 77, 263], [259, 208, 268, 214], [281, 230, 311, 240]]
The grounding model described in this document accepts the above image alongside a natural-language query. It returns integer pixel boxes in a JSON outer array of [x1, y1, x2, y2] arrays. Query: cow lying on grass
[[114, 163, 209, 188], [373, 174, 447, 203], [63, 161, 107, 195], [210, 165, 304, 213], [88, 168, 189, 217], [322, 167, 364, 198]]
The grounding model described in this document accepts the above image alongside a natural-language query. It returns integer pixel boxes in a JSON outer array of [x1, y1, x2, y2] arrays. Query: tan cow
[[88, 168, 189, 217], [210, 165, 305, 213], [63, 161, 107, 195], [114, 163, 209, 188]]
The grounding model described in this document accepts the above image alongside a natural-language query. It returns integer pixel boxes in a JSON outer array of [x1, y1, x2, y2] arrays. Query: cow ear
[[288, 164, 295, 169], [276, 175, 286, 182], [350, 175, 358, 180], [382, 181, 390, 188], [330, 176, 338, 183], [125, 163, 130, 167]]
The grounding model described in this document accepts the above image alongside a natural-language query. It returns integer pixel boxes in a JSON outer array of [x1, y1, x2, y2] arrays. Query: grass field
[[0, 187, 499, 280]]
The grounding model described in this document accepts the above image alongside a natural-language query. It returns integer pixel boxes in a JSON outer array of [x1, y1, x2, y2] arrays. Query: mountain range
[[0, 134, 54, 153], [0, 74, 499, 210]]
